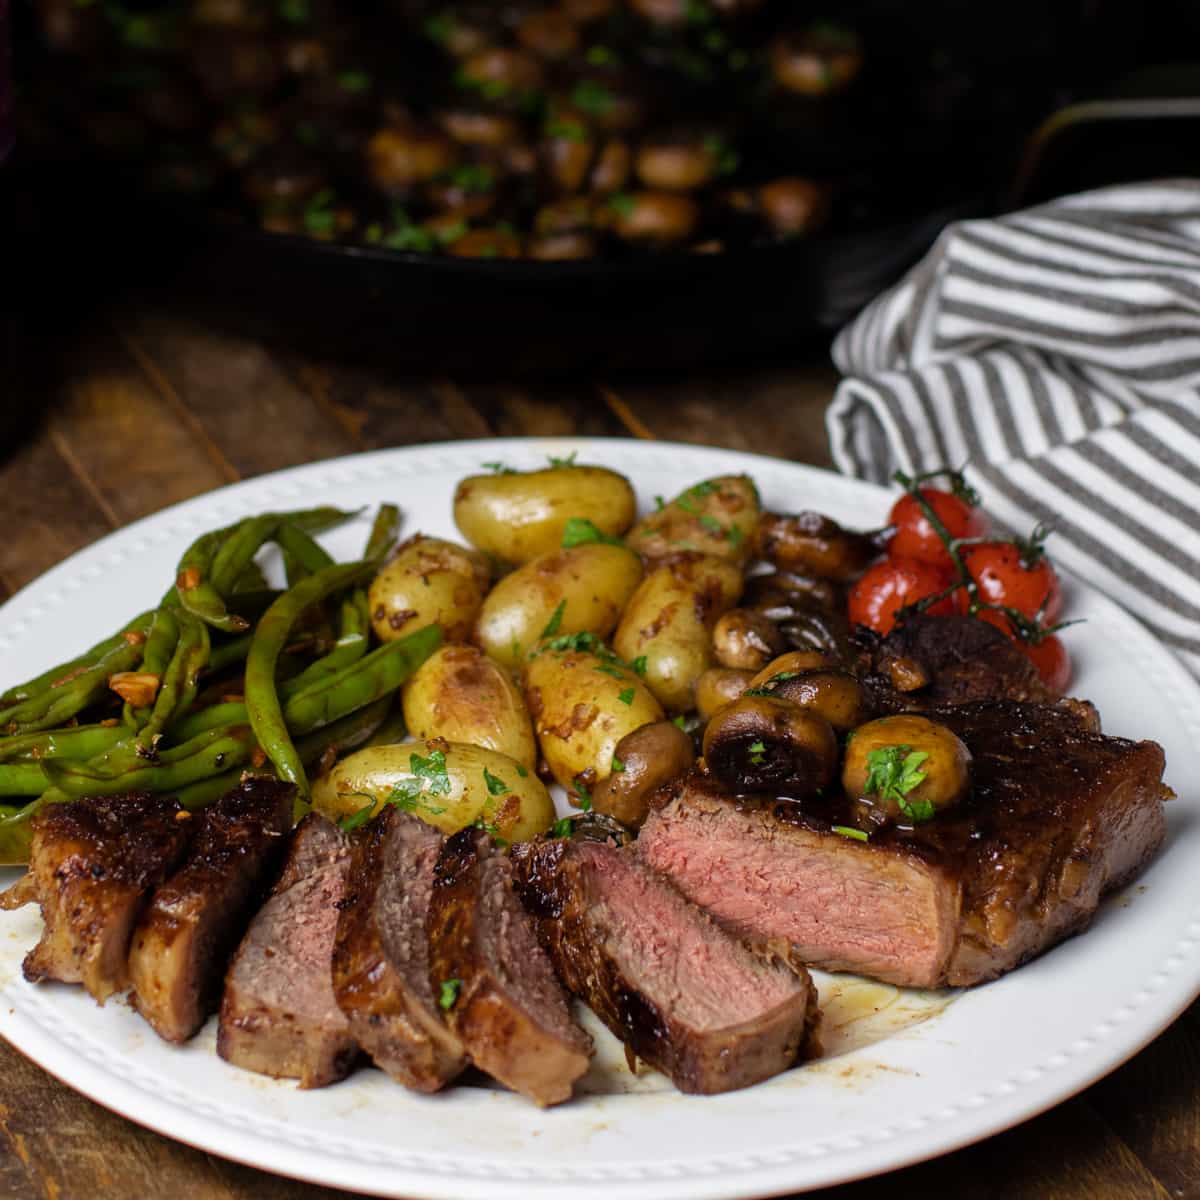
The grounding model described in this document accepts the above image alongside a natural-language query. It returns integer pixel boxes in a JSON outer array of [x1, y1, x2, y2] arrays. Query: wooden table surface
[[1, 306, 1197, 1200]]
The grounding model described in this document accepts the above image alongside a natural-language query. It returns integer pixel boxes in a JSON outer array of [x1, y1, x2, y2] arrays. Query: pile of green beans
[[0, 502, 423, 863]]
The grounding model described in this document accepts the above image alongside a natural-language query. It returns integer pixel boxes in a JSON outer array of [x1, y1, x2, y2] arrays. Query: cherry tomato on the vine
[[963, 540, 1062, 625], [1020, 634, 1071, 694], [888, 488, 988, 569], [847, 557, 959, 635]]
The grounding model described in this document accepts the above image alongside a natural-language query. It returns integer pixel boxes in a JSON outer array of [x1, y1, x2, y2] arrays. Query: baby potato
[[402, 643, 536, 770], [524, 647, 663, 796], [311, 739, 553, 843], [453, 463, 637, 564], [474, 543, 643, 670], [369, 536, 490, 644], [625, 475, 760, 564], [612, 552, 742, 713]]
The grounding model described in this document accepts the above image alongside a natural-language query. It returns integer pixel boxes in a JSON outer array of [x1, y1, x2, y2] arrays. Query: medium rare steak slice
[[640, 701, 1169, 988], [332, 807, 467, 1091], [427, 828, 592, 1107], [511, 837, 818, 1094], [1, 793, 193, 1004], [129, 778, 293, 1043], [217, 812, 357, 1087]]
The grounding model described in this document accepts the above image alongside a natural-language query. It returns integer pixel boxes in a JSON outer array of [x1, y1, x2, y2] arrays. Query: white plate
[[1, 439, 1198, 1200]]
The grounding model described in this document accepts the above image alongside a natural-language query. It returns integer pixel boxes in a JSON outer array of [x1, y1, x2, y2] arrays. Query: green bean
[[0, 764, 49, 796], [283, 625, 441, 736], [168, 700, 248, 744], [275, 522, 335, 575], [1, 610, 155, 705], [276, 590, 370, 698], [364, 503, 401, 561], [362, 699, 408, 749], [43, 723, 256, 797], [245, 561, 377, 796], [173, 521, 249, 635], [174, 767, 273, 812], [1, 640, 144, 735], [0, 802, 40, 865], [296, 696, 391, 765], [233, 560, 269, 594], [210, 514, 282, 596], [125, 607, 180, 730], [0, 723, 128, 764], [136, 610, 210, 751], [206, 632, 254, 675]]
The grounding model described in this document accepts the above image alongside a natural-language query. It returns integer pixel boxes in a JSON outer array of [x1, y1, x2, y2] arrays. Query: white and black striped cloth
[[827, 180, 1200, 677]]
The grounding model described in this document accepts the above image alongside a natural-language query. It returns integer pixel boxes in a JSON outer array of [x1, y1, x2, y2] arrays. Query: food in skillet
[[0, 457, 1171, 1107]]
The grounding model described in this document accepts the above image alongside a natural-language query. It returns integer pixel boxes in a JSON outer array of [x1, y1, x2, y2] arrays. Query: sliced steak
[[128, 778, 294, 1043], [511, 837, 817, 1094], [427, 828, 592, 1107], [640, 701, 1168, 988], [4, 793, 193, 1004], [217, 812, 357, 1087], [332, 807, 466, 1091]]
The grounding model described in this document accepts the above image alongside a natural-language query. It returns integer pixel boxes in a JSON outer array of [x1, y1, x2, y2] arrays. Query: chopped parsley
[[698, 514, 724, 535], [570, 79, 615, 115], [611, 756, 626, 773], [546, 118, 589, 142], [654, 495, 666, 512], [832, 825, 868, 843], [689, 480, 720, 499], [863, 745, 935, 823], [728, 524, 744, 547], [438, 978, 463, 1010], [672, 715, 687, 729], [702, 134, 739, 177], [472, 815, 508, 846], [447, 163, 496, 193], [380, 749, 451, 817], [676, 495, 698, 515], [551, 816, 575, 838], [423, 10, 455, 43], [541, 600, 567, 638], [594, 663, 626, 679], [562, 517, 623, 548], [748, 738, 767, 766], [631, 655, 647, 676], [482, 460, 515, 474], [585, 44, 620, 67], [573, 781, 593, 811], [336, 69, 372, 93], [617, 687, 635, 706], [278, 0, 308, 23], [607, 192, 637, 219], [548, 451, 578, 467], [338, 799, 376, 832], [483, 767, 509, 796], [515, 763, 529, 778]]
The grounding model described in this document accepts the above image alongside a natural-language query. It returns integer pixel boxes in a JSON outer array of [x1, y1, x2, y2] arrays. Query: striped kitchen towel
[[826, 179, 1200, 676]]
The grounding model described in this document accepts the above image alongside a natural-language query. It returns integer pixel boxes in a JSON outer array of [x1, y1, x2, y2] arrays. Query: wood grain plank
[[0, 434, 116, 593], [602, 362, 840, 467], [118, 312, 356, 478], [457, 380, 626, 439], [48, 333, 230, 526]]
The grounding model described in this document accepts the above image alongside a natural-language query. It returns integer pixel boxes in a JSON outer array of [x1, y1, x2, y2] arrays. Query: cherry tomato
[[847, 557, 959, 635], [963, 541, 1062, 625], [888, 488, 988, 569], [1021, 634, 1071, 694]]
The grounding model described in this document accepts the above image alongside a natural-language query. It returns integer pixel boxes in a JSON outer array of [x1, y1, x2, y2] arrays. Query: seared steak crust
[[15, 793, 193, 1003], [218, 813, 358, 1087], [332, 808, 466, 1091], [640, 701, 1168, 987], [512, 838, 817, 1094], [129, 778, 294, 1043], [427, 829, 592, 1107]]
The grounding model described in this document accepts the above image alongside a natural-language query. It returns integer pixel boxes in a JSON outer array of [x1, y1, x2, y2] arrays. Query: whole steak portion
[[129, 778, 294, 1043], [511, 837, 818, 1095], [427, 829, 592, 1107], [6, 793, 193, 1004], [218, 813, 358, 1088], [640, 701, 1169, 988], [332, 807, 467, 1091]]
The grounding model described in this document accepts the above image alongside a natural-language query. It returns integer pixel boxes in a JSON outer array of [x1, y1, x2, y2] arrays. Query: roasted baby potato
[[612, 552, 742, 712], [625, 475, 760, 564], [524, 645, 663, 797], [592, 719, 695, 828], [402, 643, 537, 770], [311, 739, 553, 842], [474, 543, 643, 670], [453, 463, 636, 564], [369, 536, 490, 644]]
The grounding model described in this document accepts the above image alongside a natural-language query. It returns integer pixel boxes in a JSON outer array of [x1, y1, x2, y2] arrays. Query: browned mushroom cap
[[542, 117, 597, 192], [710, 0, 765, 12], [366, 125, 458, 192], [526, 232, 600, 260], [592, 720, 695, 827], [459, 46, 546, 97], [517, 9, 582, 58], [589, 139, 632, 193], [769, 24, 863, 96], [559, 77, 645, 134], [534, 195, 596, 234], [243, 159, 326, 205], [446, 227, 522, 258], [425, 185, 497, 221], [561, 0, 616, 20], [703, 695, 838, 795], [602, 191, 699, 243], [755, 511, 879, 581], [711, 609, 787, 672], [424, 10, 491, 58], [437, 109, 524, 147], [747, 649, 839, 690], [693, 667, 754, 721], [634, 134, 722, 192], [628, 0, 690, 25], [758, 177, 828, 237], [744, 570, 841, 619], [766, 669, 867, 733]]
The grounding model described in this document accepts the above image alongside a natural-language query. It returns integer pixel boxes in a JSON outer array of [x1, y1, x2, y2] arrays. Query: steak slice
[[128, 778, 294, 1043], [427, 828, 592, 1106], [217, 812, 357, 1087], [640, 701, 1169, 988], [332, 807, 467, 1091], [511, 837, 818, 1094], [3, 793, 193, 1004]]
